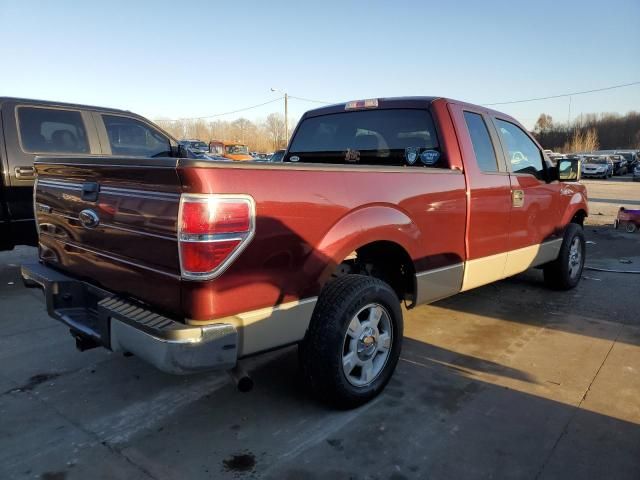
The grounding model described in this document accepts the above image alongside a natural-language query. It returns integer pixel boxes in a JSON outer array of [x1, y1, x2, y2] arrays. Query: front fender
[[559, 185, 588, 226]]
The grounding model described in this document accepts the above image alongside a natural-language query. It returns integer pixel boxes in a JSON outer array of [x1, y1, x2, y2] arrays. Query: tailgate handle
[[81, 182, 100, 202]]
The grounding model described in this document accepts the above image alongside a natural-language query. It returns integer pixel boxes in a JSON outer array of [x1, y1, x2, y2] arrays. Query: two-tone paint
[[33, 97, 588, 357]]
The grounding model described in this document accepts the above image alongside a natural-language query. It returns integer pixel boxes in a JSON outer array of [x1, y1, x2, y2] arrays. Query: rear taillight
[[178, 194, 255, 280]]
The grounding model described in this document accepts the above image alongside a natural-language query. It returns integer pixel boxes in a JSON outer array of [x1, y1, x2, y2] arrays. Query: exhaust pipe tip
[[228, 364, 253, 393], [236, 375, 254, 393]]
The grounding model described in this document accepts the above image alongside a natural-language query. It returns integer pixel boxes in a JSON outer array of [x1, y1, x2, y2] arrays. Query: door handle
[[512, 189, 525, 207], [15, 166, 35, 179]]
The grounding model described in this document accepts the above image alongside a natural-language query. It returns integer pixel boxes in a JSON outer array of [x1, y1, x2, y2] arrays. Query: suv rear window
[[18, 107, 89, 154], [102, 115, 171, 157], [287, 109, 444, 167]]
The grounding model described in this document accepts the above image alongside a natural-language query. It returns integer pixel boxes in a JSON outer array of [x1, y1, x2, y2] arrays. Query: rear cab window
[[17, 107, 89, 154], [287, 108, 446, 168]]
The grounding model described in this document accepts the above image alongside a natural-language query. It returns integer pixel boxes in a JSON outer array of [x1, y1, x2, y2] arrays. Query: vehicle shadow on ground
[[429, 225, 640, 347], [106, 337, 640, 480]]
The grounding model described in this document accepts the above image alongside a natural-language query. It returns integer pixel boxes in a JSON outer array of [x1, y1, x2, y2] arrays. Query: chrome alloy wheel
[[568, 237, 582, 279], [342, 303, 393, 387]]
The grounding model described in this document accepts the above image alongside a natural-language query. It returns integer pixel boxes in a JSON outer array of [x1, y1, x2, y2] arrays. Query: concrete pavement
[[0, 178, 638, 479]]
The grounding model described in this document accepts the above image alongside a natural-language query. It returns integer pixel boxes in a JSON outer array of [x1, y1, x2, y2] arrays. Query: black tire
[[299, 274, 403, 409], [543, 223, 586, 290]]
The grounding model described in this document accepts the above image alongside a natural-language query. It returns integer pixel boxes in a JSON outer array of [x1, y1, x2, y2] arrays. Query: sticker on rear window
[[405, 147, 419, 165], [345, 149, 360, 163], [420, 150, 440, 165]]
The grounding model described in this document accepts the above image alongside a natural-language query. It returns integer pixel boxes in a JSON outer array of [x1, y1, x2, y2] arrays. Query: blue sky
[[1, 0, 638, 128]]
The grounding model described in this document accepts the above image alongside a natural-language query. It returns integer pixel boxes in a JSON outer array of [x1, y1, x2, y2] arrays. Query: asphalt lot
[[1, 177, 639, 480]]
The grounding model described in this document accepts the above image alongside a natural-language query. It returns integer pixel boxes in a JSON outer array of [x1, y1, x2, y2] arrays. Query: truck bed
[[35, 156, 467, 326]]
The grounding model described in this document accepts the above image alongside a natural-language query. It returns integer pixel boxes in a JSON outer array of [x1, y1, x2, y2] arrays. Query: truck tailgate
[[34, 156, 183, 317]]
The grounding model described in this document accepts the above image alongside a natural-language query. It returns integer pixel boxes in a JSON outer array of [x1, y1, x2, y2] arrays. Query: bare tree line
[[532, 111, 640, 153], [155, 109, 640, 155], [155, 113, 292, 152]]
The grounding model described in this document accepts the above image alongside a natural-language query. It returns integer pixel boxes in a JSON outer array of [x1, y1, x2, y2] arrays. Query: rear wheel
[[299, 274, 403, 408], [544, 223, 585, 290], [626, 223, 638, 234]]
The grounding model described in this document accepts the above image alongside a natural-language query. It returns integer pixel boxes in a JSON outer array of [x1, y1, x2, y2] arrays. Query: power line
[[155, 80, 640, 122], [482, 80, 640, 106], [288, 95, 334, 105], [155, 97, 283, 122]]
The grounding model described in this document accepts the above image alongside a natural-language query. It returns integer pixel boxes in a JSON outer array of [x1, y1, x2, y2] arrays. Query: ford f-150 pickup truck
[[22, 97, 587, 407], [0, 97, 186, 251]]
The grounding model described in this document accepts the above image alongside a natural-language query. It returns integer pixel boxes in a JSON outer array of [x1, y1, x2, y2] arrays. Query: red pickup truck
[[22, 97, 587, 407]]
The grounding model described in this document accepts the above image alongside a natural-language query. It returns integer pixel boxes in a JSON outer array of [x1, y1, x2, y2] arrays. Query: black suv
[[0, 97, 182, 251]]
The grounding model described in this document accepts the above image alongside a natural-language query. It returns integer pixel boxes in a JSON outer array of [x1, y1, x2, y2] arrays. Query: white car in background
[[581, 155, 613, 178]]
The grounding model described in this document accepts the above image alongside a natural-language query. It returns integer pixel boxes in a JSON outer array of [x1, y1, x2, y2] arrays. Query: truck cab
[[0, 97, 180, 250]]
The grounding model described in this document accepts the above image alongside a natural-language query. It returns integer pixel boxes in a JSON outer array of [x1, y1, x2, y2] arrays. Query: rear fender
[[302, 205, 420, 292]]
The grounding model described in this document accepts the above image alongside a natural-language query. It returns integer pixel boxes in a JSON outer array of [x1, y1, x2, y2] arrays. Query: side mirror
[[170, 144, 189, 158], [557, 158, 581, 182]]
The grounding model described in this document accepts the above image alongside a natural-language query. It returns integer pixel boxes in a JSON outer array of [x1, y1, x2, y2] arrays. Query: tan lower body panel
[[188, 298, 317, 356], [461, 239, 563, 292], [186, 240, 562, 356], [415, 263, 464, 305], [460, 252, 508, 292], [503, 239, 562, 277]]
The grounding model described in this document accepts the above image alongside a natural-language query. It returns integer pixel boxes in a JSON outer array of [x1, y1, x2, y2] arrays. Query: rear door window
[[102, 115, 171, 157], [17, 107, 89, 154], [463, 112, 498, 172], [287, 109, 445, 167]]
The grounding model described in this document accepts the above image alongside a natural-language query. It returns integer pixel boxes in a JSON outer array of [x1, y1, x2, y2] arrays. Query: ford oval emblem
[[78, 209, 100, 229]]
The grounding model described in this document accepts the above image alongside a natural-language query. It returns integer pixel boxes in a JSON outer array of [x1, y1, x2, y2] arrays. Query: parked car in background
[[0, 96, 182, 251], [23, 96, 587, 407], [581, 155, 613, 178], [547, 153, 564, 165], [269, 149, 286, 162], [616, 151, 638, 172], [633, 163, 640, 182], [209, 140, 254, 161], [179, 139, 210, 154], [610, 154, 628, 175]]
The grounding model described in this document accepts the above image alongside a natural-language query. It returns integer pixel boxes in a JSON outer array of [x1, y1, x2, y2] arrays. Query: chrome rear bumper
[[21, 263, 238, 374]]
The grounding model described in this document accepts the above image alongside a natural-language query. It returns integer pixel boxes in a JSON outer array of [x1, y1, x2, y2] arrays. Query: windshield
[[226, 144, 249, 155], [586, 158, 607, 164], [189, 141, 208, 150], [288, 108, 442, 167]]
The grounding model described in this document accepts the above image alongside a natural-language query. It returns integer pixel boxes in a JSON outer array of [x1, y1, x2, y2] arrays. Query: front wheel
[[299, 274, 403, 408], [543, 223, 586, 290]]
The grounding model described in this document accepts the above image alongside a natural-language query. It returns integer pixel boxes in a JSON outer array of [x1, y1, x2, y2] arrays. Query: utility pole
[[271, 88, 289, 147], [284, 92, 289, 145]]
